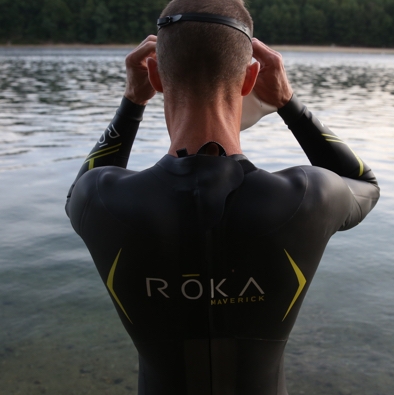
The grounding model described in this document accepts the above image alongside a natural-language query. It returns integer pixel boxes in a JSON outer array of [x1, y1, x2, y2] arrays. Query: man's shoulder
[[78, 165, 150, 190], [240, 164, 352, 227], [269, 164, 347, 195], [245, 164, 309, 195]]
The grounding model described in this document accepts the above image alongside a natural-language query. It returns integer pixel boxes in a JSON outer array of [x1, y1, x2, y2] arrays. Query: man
[[65, 0, 380, 394]]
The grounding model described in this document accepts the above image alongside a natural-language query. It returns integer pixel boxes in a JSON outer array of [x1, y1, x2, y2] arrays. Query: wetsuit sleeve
[[278, 95, 380, 230], [65, 97, 145, 218]]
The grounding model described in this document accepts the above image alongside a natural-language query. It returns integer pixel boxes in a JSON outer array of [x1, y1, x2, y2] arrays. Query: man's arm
[[65, 36, 157, 218], [65, 98, 144, 215], [278, 95, 379, 230], [278, 96, 377, 185], [251, 39, 379, 230]]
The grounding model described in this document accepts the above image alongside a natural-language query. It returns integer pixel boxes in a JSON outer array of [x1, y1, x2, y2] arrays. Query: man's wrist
[[123, 90, 149, 106], [117, 96, 146, 120], [277, 94, 306, 126]]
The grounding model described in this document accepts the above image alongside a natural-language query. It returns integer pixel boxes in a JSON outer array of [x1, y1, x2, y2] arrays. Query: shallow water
[[0, 48, 393, 394]]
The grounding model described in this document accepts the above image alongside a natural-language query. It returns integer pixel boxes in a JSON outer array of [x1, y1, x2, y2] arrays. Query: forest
[[0, 0, 393, 47]]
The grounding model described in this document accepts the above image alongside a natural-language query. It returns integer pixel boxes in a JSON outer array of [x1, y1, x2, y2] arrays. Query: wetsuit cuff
[[117, 96, 146, 120], [277, 95, 306, 127]]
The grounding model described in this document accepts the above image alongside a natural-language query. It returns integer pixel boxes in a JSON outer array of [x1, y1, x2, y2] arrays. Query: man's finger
[[125, 35, 157, 64], [252, 38, 280, 57], [134, 35, 157, 50], [252, 38, 282, 68], [126, 41, 157, 67]]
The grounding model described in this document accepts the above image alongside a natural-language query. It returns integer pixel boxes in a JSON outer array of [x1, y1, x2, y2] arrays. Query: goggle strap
[[157, 13, 252, 42]]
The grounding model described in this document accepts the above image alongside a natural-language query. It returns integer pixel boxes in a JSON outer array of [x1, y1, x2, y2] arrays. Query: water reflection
[[1, 50, 393, 169], [289, 64, 394, 92]]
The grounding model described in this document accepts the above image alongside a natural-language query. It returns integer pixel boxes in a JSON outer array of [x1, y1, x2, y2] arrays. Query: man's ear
[[241, 61, 260, 97], [147, 57, 163, 93]]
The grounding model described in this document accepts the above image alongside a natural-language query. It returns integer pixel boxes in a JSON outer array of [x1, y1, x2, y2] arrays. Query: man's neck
[[164, 94, 244, 157]]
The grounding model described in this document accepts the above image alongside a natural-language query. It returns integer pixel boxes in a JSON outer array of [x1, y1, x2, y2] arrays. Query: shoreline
[[1, 43, 394, 54], [273, 45, 394, 54]]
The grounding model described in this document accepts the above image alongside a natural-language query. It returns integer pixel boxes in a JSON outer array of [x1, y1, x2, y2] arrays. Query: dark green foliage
[[249, 0, 394, 47], [249, 0, 302, 44], [0, 0, 393, 47], [301, 3, 328, 44]]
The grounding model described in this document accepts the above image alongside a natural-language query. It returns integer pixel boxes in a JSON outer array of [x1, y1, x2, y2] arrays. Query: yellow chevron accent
[[325, 138, 343, 143], [322, 135, 364, 177], [87, 143, 122, 159], [84, 149, 121, 170], [322, 134, 343, 142], [348, 146, 364, 177], [106, 249, 133, 323], [282, 250, 307, 321]]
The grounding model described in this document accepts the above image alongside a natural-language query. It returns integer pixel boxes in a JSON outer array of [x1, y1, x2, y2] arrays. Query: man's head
[[155, 0, 254, 101]]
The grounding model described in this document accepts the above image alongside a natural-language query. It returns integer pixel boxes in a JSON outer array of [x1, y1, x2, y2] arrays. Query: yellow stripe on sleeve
[[86, 143, 122, 159], [322, 135, 364, 177]]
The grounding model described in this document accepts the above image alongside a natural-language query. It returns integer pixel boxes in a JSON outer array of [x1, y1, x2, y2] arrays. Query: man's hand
[[252, 39, 293, 109], [124, 35, 157, 106]]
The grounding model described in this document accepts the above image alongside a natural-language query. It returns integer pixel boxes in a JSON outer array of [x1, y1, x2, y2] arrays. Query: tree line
[[0, 0, 393, 47]]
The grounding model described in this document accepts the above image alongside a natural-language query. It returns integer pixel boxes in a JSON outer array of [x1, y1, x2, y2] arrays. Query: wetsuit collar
[[158, 153, 255, 176], [176, 141, 227, 158]]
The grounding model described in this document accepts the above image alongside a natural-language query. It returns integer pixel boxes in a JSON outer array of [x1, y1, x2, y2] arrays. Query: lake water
[[0, 48, 393, 395]]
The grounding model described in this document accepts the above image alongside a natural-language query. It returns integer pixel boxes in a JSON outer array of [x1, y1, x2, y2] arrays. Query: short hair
[[157, 0, 253, 101]]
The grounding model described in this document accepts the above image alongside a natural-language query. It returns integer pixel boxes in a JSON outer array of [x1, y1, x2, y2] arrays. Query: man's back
[[67, 137, 377, 394]]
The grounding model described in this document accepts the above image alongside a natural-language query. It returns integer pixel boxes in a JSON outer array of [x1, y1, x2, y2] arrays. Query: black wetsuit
[[65, 95, 379, 395]]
